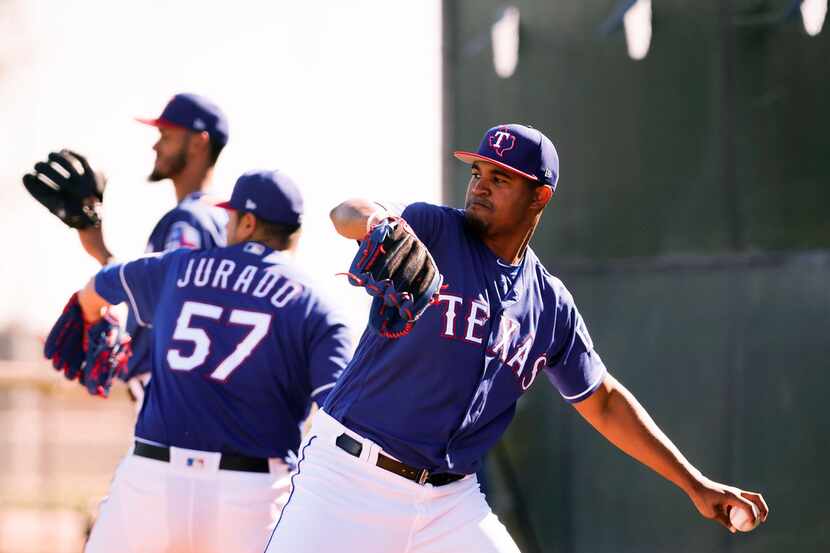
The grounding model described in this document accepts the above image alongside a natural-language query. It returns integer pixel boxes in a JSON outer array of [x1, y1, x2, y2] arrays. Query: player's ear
[[530, 183, 553, 211], [233, 211, 256, 242], [190, 131, 211, 158], [242, 211, 258, 237]]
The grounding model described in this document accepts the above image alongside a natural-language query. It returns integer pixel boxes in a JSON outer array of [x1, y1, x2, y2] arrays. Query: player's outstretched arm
[[573, 372, 769, 533], [329, 198, 390, 240], [78, 227, 116, 266]]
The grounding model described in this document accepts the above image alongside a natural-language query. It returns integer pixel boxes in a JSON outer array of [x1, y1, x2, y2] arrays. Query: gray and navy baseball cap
[[454, 123, 559, 190], [217, 170, 303, 226], [136, 93, 229, 148]]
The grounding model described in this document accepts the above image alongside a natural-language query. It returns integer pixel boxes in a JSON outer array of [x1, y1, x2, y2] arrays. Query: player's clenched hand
[[22, 149, 106, 229], [343, 216, 443, 338], [688, 476, 768, 533]]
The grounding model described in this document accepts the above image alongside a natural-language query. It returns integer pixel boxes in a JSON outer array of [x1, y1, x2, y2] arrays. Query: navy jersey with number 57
[[95, 241, 353, 459]]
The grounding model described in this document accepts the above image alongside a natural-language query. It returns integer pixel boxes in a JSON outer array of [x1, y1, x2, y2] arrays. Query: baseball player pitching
[[263, 124, 769, 552], [43, 169, 353, 553], [23, 92, 229, 403]]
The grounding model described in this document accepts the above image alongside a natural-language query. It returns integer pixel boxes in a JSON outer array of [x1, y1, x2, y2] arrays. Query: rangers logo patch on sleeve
[[164, 221, 202, 251]]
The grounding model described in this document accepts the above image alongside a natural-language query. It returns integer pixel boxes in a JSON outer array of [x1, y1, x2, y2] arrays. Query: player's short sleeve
[[94, 251, 183, 328], [149, 204, 226, 254], [543, 288, 607, 403], [374, 201, 406, 217], [401, 202, 447, 248], [305, 299, 354, 405]]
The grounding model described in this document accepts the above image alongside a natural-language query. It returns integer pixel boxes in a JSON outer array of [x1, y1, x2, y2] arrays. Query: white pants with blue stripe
[[264, 409, 521, 553], [85, 444, 290, 553]]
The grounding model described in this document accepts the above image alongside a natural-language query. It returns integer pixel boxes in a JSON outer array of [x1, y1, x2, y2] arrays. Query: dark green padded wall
[[485, 255, 830, 552]]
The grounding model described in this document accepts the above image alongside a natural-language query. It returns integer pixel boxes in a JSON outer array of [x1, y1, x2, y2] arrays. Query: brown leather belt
[[335, 433, 464, 487]]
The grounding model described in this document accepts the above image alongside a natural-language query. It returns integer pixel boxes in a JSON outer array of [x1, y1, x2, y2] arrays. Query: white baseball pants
[[85, 444, 290, 553], [263, 410, 521, 553]]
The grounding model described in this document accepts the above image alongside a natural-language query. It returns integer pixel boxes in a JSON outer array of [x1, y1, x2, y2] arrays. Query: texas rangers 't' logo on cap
[[488, 129, 516, 157]]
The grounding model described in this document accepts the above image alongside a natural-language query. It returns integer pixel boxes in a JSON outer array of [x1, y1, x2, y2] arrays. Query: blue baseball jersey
[[122, 191, 227, 381], [324, 202, 607, 475], [95, 242, 353, 459]]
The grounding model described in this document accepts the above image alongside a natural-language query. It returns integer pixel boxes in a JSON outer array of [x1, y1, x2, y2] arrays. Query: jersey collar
[[180, 191, 206, 205]]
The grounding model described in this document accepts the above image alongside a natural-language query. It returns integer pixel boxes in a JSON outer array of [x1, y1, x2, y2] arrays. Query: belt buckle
[[417, 468, 430, 485]]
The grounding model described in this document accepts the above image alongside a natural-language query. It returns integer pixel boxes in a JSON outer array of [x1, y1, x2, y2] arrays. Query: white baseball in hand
[[729, 504, 759, 532]]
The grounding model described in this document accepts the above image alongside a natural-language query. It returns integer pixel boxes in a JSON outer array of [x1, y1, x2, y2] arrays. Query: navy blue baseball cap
[[217, 170, 304, 226], [454, 124, 559, 190], [136, 93, 229, 147]]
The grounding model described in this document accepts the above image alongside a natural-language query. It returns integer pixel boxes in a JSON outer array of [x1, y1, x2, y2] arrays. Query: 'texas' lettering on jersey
[[435, 290, 544, 391], [175, 255, 303, 308]]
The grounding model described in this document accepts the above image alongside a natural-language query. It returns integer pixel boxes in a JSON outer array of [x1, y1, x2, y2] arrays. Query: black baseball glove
[[344, 216, 443, 338], [22, 149, 106, 229]]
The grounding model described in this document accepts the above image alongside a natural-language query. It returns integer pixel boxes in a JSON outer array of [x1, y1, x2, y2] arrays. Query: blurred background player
[[24, 92, 230, 404], [47, 169, 353, 553], [264, 124, 768, 553], [101, 93, 230, 402]]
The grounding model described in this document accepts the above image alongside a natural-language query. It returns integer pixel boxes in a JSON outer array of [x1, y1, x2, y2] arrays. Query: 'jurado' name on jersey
[[175, 247, 302, 308]]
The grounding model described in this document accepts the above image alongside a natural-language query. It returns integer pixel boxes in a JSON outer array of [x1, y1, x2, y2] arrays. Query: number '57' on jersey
[[92, 242, 354, 459]]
